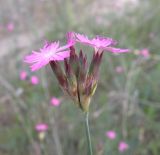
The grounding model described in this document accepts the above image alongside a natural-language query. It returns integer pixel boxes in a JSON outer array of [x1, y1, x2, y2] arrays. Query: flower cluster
[[24, 32, 129, 111]]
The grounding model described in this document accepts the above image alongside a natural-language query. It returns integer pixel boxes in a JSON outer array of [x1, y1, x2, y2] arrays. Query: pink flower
[[66, 31, 75, 46], [50, 97, 61, 107], [20, 71, 27, 80], [35, 123, 48, 132], [75, 33, 129, 53], [24, 42, 69, 71], [30, 76, 39, 85], [118, 141, 129, 153], [140, 48, 150, 58], [24, 32, 75, 71], [105, 130, 116, 140], [115, 66, 124, 73], [7, 22, 14, 32]]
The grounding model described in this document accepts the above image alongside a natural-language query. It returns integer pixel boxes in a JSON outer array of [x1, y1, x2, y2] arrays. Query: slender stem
[[40, 142, 46, 155], [85, 112, 93, 155]]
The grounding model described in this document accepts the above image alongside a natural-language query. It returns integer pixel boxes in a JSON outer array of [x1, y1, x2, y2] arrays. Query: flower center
[[44, 50, 55, 60]]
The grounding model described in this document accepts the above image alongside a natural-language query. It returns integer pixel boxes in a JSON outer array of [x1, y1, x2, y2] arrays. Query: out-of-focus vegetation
[[0, 0, 160, 155]]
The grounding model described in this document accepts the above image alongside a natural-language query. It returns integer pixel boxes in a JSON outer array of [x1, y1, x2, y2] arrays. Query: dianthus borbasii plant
[[24, 32, 129, 155]]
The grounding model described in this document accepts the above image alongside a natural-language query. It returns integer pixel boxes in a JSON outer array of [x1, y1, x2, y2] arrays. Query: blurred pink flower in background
[[115, 66, 124, 73], [118, 141, 129, 153], [35, 123, 48, 132], [30, 76, 39, 85], [105, 130, 116, 140], [50, 97, 61, 107], [7, 22, 14, 32], [140, 48, 150, 58], [20, 71, 27, 80]]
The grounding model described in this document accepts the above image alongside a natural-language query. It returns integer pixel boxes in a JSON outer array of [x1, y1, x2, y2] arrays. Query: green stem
[[85, 112, 93, 155]]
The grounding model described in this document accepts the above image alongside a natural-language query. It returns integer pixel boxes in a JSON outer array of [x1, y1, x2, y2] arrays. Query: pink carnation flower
[[105, 130, 116, 140], [118, 141, 129, 153], [24, 32, 75, 71], [7, 22, 14, 32], [30, 76, 39, 85], [140, 48, 150, 58], [75, 33, 129, 53], [50, 97, 61, 107], [35, 123, 48, 132], [20, 71, 27, 80]]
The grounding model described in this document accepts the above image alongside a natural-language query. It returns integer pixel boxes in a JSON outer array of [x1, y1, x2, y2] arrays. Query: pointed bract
[[50, 61, 68, 89]]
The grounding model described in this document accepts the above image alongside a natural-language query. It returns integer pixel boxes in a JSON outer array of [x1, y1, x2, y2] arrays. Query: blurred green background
[[0, 0, 160, 155]]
